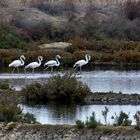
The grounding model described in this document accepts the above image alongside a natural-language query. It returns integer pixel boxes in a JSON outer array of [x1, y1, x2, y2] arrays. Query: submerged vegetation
[[23, 73, 91, 104]]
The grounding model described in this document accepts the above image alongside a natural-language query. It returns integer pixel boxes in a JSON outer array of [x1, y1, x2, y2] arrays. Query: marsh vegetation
[[22, 73, 91, 104]]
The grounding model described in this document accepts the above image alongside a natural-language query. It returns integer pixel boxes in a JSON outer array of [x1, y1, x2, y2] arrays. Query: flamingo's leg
[[74, 66, 78, 71], [32, 68, 34, 74], [12, 67, 15, 74], [51, 67, 53, 72], [24, 68, 27, 78], [17, 67, 19, 73], [44, 67, 49, 71]]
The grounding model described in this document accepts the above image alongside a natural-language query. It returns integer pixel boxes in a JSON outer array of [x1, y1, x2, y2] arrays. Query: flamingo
[[25, 56, 43, 73], [9, 55, 25, 73], [44, 55, 61, 72], [73, 54, 91, 73]]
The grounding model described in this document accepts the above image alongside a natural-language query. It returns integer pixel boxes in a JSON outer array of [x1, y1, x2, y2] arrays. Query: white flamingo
[[25, 56, 43, 73], [44, 55, 61, 72], [73, 54, 91, 73], [9, 55, 25, 73]]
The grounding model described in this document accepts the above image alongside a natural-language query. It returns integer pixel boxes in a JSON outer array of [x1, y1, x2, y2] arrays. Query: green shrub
[[44, 73, 91, 104], [134, 111, 140, 130], [112, 111, 132, 126], [23, 73, 91, 104], [0, 102, 36, 123], [0, 104, 22, 122], [86, 112, 98, 129], [102, 107, 109, 125], [76, 112, 98, 129], [0, 25, 28, 49], [23, 82, 42, 104], [75, 120, 85, 129], [21, 113, 36, 124]]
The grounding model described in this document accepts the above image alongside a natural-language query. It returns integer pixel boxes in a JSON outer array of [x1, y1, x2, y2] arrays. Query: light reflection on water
[[19, 104, 140, 125], [0, 70, 140, 93]]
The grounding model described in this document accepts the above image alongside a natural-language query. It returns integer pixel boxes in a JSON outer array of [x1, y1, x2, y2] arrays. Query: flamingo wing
[[73, 59, 86, 68], [44, 60, 57, 67], [9, 60, 22, 67], [25, 62, 39, 69]]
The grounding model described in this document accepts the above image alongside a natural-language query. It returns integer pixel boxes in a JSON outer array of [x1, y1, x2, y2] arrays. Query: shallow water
[[19, 104, 140, 125], [0, 70, 140, 93]]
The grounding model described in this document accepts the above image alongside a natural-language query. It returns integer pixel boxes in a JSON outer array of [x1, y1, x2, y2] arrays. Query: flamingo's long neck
[[85, 55, 89, 63], [20, 56, 24, 65], [56, 57, 60, 66], [38, 57, 42, 66]]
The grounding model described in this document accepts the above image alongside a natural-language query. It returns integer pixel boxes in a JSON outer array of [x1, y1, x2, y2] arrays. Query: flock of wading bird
[[9, 54, 91, 74]]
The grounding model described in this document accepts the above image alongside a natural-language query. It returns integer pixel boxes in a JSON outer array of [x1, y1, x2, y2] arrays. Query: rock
[[38, 42, 72, 50], [5, 122, 17, 131]]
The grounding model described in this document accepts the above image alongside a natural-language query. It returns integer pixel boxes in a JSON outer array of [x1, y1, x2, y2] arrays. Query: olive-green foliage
[[0, 23, 140, 66], [113, 111, 132, 126], [44, 73, 91, 103], [86, 112, 98, 129], [0, 49, 21, 65], [22, 82, 42, 104], [0, 88, 36, 123], [21, 113, 36, 124], [1, 39, 140, 67], [0, 103, 36, 123], [134, 111, 140, 130], [68, 37, 140, 53], [102, 107, 109, 125], [23, 73, 91, 104], [0, 104, 22, 122], [76, 112, 98, 129], [0, 25, 27, 49], [67, 38, 140, 64], [75, 120, 85, 129]]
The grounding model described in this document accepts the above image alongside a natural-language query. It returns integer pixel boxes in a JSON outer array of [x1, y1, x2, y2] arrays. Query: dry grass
[[11, 123, 140, 136]]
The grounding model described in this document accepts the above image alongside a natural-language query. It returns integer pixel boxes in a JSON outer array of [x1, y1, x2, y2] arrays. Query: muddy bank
[[86, 92, 140, 105], [1, 90, 140, 105], [0, 123, 139, 140]]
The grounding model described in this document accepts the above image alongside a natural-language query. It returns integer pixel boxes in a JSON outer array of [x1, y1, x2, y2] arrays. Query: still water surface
[[19, 104, 140, 125], [1, 69, 140, 125], [0, 70, 140, 93]]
